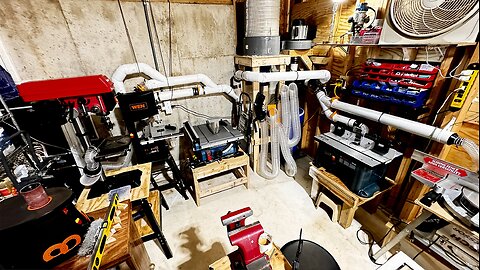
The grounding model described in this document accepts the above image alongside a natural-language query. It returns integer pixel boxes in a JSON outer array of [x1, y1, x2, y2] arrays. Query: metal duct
[[244, 0, 281, 55]]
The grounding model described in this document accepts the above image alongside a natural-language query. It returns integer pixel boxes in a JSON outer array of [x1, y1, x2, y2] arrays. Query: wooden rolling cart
[[186, 150, 249, 206], [234, 55, 291, 172]]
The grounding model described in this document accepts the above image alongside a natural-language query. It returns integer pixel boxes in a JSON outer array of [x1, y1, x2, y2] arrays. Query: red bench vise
[[221, 207, 271, 269]]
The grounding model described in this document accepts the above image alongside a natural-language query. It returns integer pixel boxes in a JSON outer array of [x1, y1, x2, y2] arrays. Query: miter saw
[[413, 150, 479, 228]]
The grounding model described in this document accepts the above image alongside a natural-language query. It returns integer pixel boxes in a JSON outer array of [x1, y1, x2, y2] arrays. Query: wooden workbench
[[55, 201, 150, 270], [76, 163, 152, 213]]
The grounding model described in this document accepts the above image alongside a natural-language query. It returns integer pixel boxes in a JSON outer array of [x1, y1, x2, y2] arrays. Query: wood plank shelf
[[187, 151, 250, 206], [309, 163, 394, 228], [234, 55, 291, 67]]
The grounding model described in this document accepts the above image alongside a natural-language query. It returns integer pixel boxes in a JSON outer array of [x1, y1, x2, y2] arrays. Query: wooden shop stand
[[309, 164, 395, 228], [187, 150, 250, 206], [234, 55, 291, 172]]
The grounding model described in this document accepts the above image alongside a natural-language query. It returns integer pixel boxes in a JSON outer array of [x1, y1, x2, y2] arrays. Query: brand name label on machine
[[129, 102, 148, 111], [423, 157, 468, 177]]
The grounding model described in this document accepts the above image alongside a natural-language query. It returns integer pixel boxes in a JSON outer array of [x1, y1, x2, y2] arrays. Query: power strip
[[450, 64, 479, 111]]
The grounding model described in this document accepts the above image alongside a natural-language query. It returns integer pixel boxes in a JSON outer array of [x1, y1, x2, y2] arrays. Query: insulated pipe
[[278, 123, 297, 176], [234, 70, 332, 84], [287, 83, 301, 147]]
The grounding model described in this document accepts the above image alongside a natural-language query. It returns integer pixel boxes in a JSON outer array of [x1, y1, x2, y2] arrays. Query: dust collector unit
[[244, 0, 281, 55], [379, 0, 479, 44]]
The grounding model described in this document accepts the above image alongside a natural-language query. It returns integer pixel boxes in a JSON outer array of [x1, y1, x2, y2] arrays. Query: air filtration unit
[[379, 0, 479, 44], [244, 0, 281, 55]]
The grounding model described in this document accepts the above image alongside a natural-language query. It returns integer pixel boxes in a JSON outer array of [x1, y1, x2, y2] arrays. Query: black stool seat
[[281, 239, 341, 270]]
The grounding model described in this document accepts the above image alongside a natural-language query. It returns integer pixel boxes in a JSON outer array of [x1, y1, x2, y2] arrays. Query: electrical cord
[[425, 47, 462, 80], [117, 0, 141, 73], [333, 85, 340, 98], [172, 104, 229, 120], [146, 0, 172, 98], [356, 222, 404, 266], [412, 235, 441, 261], [356, 228, 384, 266], [302, 108, 320, 127], [431, 87, 462, 125]]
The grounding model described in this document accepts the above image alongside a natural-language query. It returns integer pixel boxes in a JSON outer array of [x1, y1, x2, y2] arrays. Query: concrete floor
[[145, 157, 388, 270]]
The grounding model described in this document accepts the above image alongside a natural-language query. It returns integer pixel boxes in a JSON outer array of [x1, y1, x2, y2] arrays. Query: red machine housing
[[17, 75, 116, 115], [221, 207, 265, 266]]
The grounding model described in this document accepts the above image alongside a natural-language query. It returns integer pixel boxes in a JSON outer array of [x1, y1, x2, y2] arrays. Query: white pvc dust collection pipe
[[258, 115, 280, 179], [330, 99, 455, 144], [111, 63, 239, 101], [315, 90, 471, 146], [234, 70, 332, 84], [316, 91, 357, 127], [112, 63, 166, 94]]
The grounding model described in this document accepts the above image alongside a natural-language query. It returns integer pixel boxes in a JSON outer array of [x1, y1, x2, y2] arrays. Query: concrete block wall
[[0, 0, 236, 160]]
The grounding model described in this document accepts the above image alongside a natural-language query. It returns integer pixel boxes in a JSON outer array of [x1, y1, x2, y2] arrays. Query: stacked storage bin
[[351, 61, 439, 108]]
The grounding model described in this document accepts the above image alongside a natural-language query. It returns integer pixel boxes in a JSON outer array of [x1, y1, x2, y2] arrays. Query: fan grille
[[390, 0, 479, 37]]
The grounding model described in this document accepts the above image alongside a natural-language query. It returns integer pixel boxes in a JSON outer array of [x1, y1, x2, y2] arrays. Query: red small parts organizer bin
[[352, 61, 439, 108]]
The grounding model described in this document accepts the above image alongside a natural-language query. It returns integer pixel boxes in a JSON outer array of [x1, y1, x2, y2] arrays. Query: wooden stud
[[439, 44, 480, 160], [385, 157, 411, 209], [402, 48, 418, 61]]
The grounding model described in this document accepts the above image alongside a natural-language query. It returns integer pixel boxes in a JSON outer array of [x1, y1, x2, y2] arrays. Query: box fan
[[379, 0, 479, 45]]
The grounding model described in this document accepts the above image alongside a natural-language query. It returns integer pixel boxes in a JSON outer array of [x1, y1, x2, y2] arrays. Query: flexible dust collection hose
[[278, 123, 297, 176], [258, 109, 298, 178], [280, 83, 301, 148], [460, 138, 479, 171], [258, 115, 280, 179], [288, 83, 301, 147]]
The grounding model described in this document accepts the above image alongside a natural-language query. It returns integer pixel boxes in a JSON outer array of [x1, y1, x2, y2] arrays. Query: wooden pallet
[[234, 55, 291, 172], [309, 164, 395, 228], [187, 151, 249, 206]]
